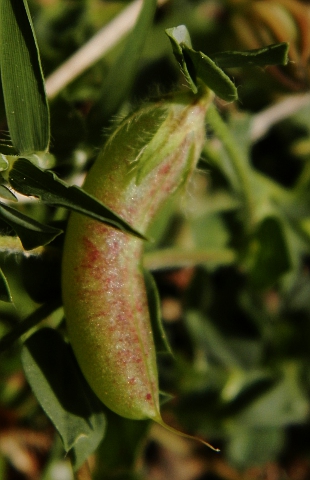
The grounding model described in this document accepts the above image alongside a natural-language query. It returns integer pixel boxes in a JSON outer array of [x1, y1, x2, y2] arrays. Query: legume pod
[[62, 86, 215, 441]]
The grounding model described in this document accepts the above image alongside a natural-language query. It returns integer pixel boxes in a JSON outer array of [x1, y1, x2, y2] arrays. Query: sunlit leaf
[[0, 0, 49, 155]]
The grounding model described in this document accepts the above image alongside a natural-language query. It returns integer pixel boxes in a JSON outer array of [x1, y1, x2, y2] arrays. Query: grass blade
[[0, 0, 49, 155]]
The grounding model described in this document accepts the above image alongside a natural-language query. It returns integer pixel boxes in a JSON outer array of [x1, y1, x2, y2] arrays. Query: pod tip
[[154, 416, 220, 452]]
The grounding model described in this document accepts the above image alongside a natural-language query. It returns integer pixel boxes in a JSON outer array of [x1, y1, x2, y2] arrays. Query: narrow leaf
[[0, 201, 62, 250], [21, 328, 106, 470], [211, 43, 290, 69], [165, 26, 197, 94], [0, 268, 12, 303], [0, 0, 49, 155], [9, 158, 145, 239]]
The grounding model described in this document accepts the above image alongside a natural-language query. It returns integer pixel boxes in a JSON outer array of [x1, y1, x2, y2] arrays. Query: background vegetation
[[1, 0, 310, 479]]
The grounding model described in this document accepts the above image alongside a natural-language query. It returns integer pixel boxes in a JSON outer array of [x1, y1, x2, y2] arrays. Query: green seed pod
[[62, 86, 217, 446]]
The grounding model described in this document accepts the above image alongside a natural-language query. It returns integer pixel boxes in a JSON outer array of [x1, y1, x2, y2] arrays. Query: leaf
[[0, 0, 49, 155], [143, 268, 172, 355], [8, 158, 145, 239], [166, 25, 237, 101], [182, 45, 238, 102], [166, 25, 289, 101], [21, 328, 106, 470], [211, 43, 289, 69], [165, 25, 197, 93], [0, 155, 9, 172], [97, 0, 157, 120], [0, 268, 12, 303], [227, 426, 285, 469], [0, 185, 17, 202], [234, 364, 308, 427], [0, 201, 62, 250]]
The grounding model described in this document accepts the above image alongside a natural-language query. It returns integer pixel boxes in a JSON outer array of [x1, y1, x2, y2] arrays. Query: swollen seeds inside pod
[[61, 86, 218, 449]]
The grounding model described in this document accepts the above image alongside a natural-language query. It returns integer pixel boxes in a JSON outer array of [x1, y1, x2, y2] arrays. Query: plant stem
[[74, 460, 92, 480], [0, 236, 43, 255], [206, 104, 255, 231], [0, 299, 62, 353], [144, 248, 235, 270]]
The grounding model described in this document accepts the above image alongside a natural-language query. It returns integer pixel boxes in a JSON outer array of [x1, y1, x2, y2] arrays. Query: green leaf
[[0, 185, 17, 202], [165, 25, 197, 93], [0, 201, 62, 250], [182, 45, 238, 102], [0, 268, 12, 303], [166, 24, 192, 48], [166, 25, 237, 100], [8, 158, 145, 239], [98, 0, 157, 119], [234, 364, 308, 427], [0, 0, 50, 155], [21, 328, 106, 470], [143, 268, 172, 355], [166, 26, 289, 101], [211, 43, 289, 69]]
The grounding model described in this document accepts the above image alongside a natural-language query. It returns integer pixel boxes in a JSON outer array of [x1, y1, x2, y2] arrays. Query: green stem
[[144, 248, 235, 270], [206, 104, 255, 231], [0, 236, 43, 255], [0, 299, 62, 353]]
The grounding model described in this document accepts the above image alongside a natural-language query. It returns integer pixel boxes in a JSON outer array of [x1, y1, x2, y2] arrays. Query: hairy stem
[[206, 104, 255, 231]]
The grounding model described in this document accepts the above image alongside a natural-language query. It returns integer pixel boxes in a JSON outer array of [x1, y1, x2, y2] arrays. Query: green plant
[[1, 1, 310, 480]]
